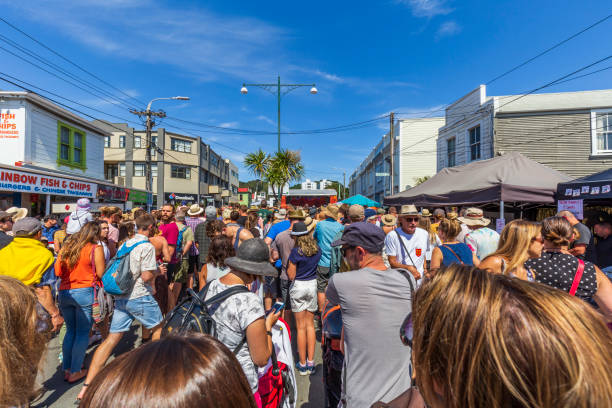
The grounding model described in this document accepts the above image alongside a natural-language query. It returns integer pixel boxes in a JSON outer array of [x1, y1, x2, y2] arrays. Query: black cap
[[331, 222, 385, 253], [290, 221, 309, 236]]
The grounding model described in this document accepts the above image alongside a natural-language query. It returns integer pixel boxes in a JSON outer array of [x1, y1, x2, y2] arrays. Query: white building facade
[[349, 117, 443, 203]]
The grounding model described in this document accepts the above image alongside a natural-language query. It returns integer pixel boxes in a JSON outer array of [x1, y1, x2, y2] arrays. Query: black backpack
[[162, 282, 249, 353]]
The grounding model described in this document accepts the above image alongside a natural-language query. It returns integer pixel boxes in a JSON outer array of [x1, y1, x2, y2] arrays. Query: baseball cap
[[364, 208, 377, 220], [205, 206, 217, 220], [348, 204, 364, 220], [12, 217, 42, 237], [331, 222, 386, 253]]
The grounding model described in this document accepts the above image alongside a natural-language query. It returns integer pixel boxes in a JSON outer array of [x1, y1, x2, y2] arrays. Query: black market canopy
[[557, 168, 612, 203], [384, 152, 571, 207]]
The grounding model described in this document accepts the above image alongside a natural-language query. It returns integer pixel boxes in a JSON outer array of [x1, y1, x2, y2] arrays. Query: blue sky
[[0, 0, 610, 184]]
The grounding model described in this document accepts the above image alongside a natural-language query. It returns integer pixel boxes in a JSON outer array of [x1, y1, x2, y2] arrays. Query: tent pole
[[500, 200, 504, 220]]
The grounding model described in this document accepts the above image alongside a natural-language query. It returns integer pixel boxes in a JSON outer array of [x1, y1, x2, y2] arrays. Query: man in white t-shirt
[[385, 204, 428, 282]]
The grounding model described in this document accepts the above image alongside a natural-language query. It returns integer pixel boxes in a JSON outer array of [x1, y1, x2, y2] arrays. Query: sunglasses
[[399, 312, 413, 347], [532, 236, 544, 243], [402, 217, 419, 223]]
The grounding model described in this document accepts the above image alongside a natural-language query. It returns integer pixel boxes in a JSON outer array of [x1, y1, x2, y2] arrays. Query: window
[[57, 122, 86, 169], [469, 125, 481, 161], [119, 135, 125, 148], [201, 145, 208, 160], [171, 138, 191, 153], [200, 169, 208, 183], [134, 163, 145, 177], [171, 165, 190, 179], [210, 154, 219, 168], [119, 163, 126, 177], [152, 163, 158, 178], [447, 137, 456, 167], [151, 136, 158, 147], [104, 135, 110, 148], [134, 136, 142, 148], [594, 112, 612, 154]]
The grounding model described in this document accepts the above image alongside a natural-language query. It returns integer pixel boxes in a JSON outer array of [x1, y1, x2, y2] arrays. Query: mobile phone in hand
[[271, 302, 285, 314]]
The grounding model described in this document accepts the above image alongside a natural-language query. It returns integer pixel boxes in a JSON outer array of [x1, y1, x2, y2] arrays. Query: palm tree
[[244, 148, 270, 197], [266, 149, 305, 204]]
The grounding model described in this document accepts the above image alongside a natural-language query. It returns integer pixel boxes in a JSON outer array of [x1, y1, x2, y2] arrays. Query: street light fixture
[[131, 95, 191, 211], [241, 76, 317, 152]]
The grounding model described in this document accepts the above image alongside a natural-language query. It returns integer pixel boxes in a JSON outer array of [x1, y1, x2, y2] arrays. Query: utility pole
[[131, 96, 190, 212], [389, 112, 395, 197], [241, 76, 317, 152], [343, 171, 346, 200]]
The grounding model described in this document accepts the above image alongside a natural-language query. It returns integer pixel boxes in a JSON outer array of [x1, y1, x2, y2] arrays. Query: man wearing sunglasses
[[384, 204, 429, 282], [326, 222, 416, 407]]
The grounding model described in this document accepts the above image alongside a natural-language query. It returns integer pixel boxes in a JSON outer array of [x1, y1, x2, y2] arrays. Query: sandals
[[67, 369, 88, 384], [75, 383, 89, 404]]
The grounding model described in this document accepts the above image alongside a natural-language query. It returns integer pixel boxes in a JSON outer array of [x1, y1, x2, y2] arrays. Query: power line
[[0, 16, 147, 107], [486, 13, 612, 85]]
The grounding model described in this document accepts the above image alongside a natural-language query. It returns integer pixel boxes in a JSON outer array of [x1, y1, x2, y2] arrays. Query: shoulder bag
[[569, 259, 585, 297], [395, 230, 417, 267], [91, 244, 113, 323]]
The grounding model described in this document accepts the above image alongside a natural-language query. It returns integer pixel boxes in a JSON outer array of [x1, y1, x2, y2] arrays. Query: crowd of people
[[0, 197, 611, 408]]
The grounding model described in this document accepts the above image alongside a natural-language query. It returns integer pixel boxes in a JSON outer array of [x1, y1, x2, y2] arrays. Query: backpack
[[175, 224, 188, 257], [162, 282, 249, 353], [101, 241, 148, 296], [329, 229, 344, 278]]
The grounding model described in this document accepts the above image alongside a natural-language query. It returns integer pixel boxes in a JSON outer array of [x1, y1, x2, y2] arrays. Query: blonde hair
[[418, 216, 437, 245], [438, 217, 462, 240], [99, 206, 122, 218], [294, 234, 319, 257], [485, 220, 541, 276], [413, 265, 612, 408], [0, 276, 49, 407]]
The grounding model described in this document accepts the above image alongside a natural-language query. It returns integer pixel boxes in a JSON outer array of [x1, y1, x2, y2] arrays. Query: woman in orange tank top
[[55, 222, 105, 383]]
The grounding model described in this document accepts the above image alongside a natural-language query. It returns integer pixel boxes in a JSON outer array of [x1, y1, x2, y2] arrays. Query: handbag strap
[[569, 259, 585, 297], [440, 244, 464, 265], [395, 230, 416, 267], [90, 244, 99, 289]]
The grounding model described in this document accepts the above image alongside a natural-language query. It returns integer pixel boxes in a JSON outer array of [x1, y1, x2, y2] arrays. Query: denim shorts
[[110, 294, 163, 333]]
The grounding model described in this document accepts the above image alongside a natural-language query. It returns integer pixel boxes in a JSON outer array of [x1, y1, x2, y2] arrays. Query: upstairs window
[[119, 162, 126, 177], [57, 122, 86, 169], [134, 163, 145, 177], [171, 165, 190, 179], [134, 136, 142, 148], [469, 125, 481, 161], [104, 135, 110, 148], [171, 138, 191, 153], [119, 135, 125, 148], [151, 163, 158, 178], [447, 137, 456, 167], [593, 112, 612, 154]]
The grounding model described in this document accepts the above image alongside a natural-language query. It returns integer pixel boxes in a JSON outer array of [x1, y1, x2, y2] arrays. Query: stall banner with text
[[0, 168, 97, 198], [557, 199, 583, 220], [0, 108, 25, 164]]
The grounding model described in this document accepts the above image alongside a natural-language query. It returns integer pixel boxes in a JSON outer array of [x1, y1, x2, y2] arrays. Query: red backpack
[[258, 318, 295, 408]]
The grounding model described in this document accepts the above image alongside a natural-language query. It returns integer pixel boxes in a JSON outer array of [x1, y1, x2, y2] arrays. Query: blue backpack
[[102, 241, 148, 296]]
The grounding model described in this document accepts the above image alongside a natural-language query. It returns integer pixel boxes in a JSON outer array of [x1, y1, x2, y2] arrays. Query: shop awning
[[384, 152, 571, 207], [340, 194, 381, 207]]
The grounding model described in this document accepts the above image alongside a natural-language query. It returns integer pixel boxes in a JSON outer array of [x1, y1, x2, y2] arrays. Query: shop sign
[[97, 185, 128, 201], [0, 108, 25, 165], [0, 168, 97, 198], [238, 187, 249, 193], [165, 192, 197, 202], [558, 199, 583, 220], [128, 190, 148, 203]]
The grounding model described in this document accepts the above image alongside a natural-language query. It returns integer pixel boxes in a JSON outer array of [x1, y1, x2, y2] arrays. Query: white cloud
[[256, 115, 276, 126], [0, 0, 288, 82], [436, 21, 461, 38], [219, 122, 239, 128], [396, 0, 453, 18]]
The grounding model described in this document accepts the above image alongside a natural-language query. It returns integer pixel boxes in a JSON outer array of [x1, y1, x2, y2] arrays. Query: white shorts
[[289, 279, 318, 313]]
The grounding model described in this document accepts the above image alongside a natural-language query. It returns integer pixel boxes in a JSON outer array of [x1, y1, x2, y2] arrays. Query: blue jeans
[[58, 287, 94, 373], [602, 266, 612, 282]]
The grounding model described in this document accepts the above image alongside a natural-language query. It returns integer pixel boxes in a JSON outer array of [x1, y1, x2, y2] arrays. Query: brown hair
[[118, 221, 136, 247], [542, 216, 572, 247], [99, 206, 122, 218], [206, 219, 225, 239], [81, 333, 256, 408], [245, 212, 259, 230], [294, 234, 319, 257], [206, 235, 235, 267], [135, 214, 156, 231], [437, 217, 462, 240], [0, 276, 49, 407], [59, 221, 101, 269], [413, 265, 612, 408]]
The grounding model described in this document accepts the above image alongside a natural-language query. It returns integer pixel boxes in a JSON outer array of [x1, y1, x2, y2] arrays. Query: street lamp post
[[131, 96, 190, 211], [241, 76, 317, 152]]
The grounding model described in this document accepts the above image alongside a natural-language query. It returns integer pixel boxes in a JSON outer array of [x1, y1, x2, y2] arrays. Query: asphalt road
[[33, 322, 325, 407]]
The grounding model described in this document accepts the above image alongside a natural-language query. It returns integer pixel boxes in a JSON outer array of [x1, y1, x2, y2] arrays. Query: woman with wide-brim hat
[[203, 238, 280, 404]]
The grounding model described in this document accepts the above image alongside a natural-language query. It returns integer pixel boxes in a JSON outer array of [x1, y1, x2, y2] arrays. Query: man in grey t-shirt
[[558, 210, 591, 260], [326, 222, 415, 407]]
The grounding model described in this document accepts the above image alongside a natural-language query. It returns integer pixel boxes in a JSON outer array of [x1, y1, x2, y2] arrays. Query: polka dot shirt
[[525, 252, 597, 301]]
